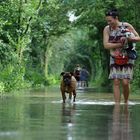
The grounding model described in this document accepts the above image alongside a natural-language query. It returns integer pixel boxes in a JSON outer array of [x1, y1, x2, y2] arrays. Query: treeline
[[0, 0, 140, 93]]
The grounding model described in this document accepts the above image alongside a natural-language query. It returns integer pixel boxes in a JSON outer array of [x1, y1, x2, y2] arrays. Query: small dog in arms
[[120, 25, 137, 59], [60, 72, 77, 103]]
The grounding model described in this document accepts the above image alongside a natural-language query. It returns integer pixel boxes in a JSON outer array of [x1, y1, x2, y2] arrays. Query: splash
[[52, 100, 140, 105]]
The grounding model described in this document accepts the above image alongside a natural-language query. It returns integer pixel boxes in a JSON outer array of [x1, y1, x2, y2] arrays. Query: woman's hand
[[127, 37, 136, 42], [120, 37, 127, 46]]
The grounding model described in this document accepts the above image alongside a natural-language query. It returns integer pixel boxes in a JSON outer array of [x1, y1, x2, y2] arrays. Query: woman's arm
[[103, 26, 123, 49], [126, 22, 140, 42]]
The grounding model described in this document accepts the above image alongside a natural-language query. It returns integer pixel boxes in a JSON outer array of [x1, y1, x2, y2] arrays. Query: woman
[[103, 8, 140, 103]]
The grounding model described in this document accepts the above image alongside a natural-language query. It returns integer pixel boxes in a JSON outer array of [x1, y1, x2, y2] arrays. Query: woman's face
[[106, 16, 118, 27]]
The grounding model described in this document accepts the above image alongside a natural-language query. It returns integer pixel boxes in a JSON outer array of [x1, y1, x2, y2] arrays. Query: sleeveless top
[[108, 22, 135, 65], [108, 22, 127, 57]]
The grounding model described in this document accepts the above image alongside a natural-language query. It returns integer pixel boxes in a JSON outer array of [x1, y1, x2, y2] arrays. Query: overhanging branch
[[23, 0, 43, 35]]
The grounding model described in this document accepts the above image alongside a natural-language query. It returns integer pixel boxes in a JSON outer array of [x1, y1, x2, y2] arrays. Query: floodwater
[[0, 87, 140, 140]]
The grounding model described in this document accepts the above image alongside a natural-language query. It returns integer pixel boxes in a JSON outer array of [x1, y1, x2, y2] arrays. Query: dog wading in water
[[60, 72, 77, 103]]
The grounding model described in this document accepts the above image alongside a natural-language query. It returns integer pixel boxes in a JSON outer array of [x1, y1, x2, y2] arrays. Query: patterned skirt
[[109, 57, 134, 80]]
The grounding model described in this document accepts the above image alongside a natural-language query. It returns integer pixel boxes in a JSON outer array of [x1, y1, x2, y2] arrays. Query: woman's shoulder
[[122, 22, 132, 27], [104, 25, 109, 29], [122, 22, 135, 31], [103, 25, 110, 32]]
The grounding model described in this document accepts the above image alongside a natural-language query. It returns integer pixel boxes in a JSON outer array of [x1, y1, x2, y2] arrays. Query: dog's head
[[119, 26, 135, 38], [120, 26, 129, 33], [61, 72, 72, 86]]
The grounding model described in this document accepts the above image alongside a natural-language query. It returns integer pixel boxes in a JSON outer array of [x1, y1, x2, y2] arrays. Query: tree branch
[[23, 0, 43, 35]]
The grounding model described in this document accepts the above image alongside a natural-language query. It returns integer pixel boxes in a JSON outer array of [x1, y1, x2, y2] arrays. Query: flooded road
[[0, 87, 140, 140]]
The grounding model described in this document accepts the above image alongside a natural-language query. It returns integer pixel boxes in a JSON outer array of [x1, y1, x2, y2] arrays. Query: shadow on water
[[0, 87, 140, 140]]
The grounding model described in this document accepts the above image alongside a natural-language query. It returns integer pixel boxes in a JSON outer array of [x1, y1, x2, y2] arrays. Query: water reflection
[[109, 104, 133, 140], [61, 103, 76, 140], [1, 88, 140, 140]]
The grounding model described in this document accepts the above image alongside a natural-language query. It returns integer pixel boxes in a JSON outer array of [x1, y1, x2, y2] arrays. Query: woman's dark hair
[[105, 8, 119, 18]]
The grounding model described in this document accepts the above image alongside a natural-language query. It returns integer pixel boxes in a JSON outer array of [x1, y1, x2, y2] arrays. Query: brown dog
[[60, 72, 77, 103]]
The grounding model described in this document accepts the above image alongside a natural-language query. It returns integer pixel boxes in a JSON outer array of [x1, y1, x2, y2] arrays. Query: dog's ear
[[70, 72, 74, 76], [60, 72, 65, 76]]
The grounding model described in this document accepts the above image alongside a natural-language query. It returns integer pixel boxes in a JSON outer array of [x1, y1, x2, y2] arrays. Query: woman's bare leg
[[113, 79, 121, 103], [122, 79, 130, 103]]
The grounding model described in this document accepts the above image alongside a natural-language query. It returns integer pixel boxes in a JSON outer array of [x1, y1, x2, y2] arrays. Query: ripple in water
[[52, 100, 140, 105]]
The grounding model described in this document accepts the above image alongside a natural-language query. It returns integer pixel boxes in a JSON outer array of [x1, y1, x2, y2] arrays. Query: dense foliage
[[0, 0, 140, 93]]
